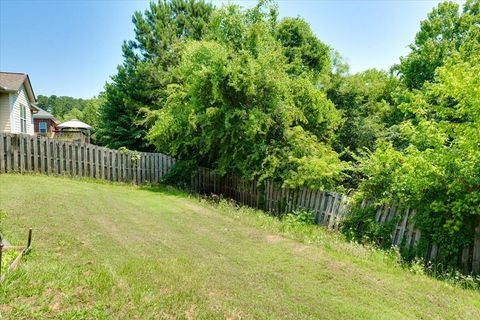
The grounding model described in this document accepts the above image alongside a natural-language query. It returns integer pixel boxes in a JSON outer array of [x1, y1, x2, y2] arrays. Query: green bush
[[282, 210, 316, 225], [342, 205, 399, 249], [161, 160, 199, 189]]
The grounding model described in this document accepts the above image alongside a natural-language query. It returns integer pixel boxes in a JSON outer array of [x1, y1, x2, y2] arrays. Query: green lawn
[[0, 174, 479, 319]]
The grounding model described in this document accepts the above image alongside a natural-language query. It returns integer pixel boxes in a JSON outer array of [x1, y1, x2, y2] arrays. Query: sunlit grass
[[1, 174, 479, 319]]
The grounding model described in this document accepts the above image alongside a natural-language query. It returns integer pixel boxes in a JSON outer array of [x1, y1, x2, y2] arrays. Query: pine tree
[[97, 0, 213, 150]]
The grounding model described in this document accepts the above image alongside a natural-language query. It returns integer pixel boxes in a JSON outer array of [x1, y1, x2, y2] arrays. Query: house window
[[20, 105, 27, 133], [39, 121, 48, 134]]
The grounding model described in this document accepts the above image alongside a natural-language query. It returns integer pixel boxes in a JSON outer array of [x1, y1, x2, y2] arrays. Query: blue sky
[[0, 0, 450, 98]]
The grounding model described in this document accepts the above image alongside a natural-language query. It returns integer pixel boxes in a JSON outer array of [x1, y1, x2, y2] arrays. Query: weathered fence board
[[190, 165, 480, 274], [0, 134, 175, 185], [191, 167, 350, 227]]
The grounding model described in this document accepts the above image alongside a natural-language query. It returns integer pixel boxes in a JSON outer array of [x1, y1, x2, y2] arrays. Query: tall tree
[[395, 0, 479, 89], [96, 0, 213, 150], [356, 0, 480, 266], [148, 3, 343, 189], [276, 17, 331, 81]]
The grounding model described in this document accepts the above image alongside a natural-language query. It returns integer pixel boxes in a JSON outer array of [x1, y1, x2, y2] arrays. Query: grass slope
[[0, 174, 479, 319]]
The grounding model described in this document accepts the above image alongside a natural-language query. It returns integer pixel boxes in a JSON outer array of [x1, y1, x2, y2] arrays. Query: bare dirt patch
[[185, 304, 196, 320], [45, 288, 63, 312], [264, 233, 316, 256]]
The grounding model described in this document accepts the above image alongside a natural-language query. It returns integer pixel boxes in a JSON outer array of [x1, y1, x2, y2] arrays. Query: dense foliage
[[96, 0, 213, 150], [394, 0, 479, 89], [352, 0, 480, 266], [327, 69, 402, 189], [356, 48, 480, 263], [93, 0, 479, 269], [148, 3, 344, 189]]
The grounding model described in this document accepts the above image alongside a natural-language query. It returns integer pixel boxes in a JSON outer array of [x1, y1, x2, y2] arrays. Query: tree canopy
[[147, 3, 344, 189], [394, 0, 479, 89], [355, 0, 480, 264], [96, 0, 214, 150]]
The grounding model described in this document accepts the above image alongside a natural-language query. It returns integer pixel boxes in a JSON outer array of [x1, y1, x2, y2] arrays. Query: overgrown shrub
[[147, 2, 345, 190], [341, 204, 398, 249], [161, 160, 198, 189]]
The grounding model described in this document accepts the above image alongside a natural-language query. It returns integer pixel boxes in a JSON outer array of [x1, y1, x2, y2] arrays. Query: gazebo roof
[[57, 119, 92, 130]]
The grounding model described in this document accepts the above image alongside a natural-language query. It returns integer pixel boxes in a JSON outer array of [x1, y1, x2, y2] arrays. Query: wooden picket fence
[[191, 167, 350, 230], [370, 203, 480, 274], [1, 133, 478, 273], [191, 166, 480, 274], [0, 133, 175, 184]]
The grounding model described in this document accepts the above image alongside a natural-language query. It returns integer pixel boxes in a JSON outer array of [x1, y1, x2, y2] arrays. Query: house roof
[[33, 107, 60, 124], [57, 119, 92, 130], [0, 72, 37, 104]]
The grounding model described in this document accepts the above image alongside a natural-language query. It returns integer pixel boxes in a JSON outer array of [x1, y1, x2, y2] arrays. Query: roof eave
[[0, 86, 16, 93], [24, 75, 37, 103], [30, 103, 40, 114]]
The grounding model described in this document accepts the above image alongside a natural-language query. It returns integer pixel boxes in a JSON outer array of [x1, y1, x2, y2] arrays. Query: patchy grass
[[1, 249, 18, 273], [0, 174, 479, 319]]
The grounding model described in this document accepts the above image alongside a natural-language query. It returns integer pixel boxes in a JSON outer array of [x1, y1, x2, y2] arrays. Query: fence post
[[52, 140, 58, 175], [0, 134, 4, 173], [5, 135, 11, 172], [26, 136, 32, 171], [472, 219, 480, 274], [112, 150, 117, 182], [137, 154, 142, 184], [46, 138, 51, 174], [33, 136, 38, 172], [27, 228, 33, 248], [89, 145, 94, 178], [12, 135, 18, 172]]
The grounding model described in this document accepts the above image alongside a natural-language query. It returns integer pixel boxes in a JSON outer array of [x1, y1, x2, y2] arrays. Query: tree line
[[36, 94, 103, 140], [39, 0, 480, 268]]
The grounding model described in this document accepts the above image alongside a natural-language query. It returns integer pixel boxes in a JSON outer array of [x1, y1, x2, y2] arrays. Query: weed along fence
[[191, 167, 350, 230], [365, 201, 421, 250], [370, 204, 480, 274], [0, 133, 175, 184], [191, 166, 480, 274]]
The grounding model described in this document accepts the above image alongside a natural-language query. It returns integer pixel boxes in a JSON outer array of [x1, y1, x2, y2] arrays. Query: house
[[33, 107, 59, 137], [0, 72, 39, 135]]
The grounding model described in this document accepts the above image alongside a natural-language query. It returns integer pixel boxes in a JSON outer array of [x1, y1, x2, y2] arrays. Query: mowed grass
[[0, 174, 479, 319]]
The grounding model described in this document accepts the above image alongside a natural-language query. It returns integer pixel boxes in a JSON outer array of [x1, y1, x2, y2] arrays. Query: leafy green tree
[[276, 17, 331, 81], [62, 108, 83, 121], [395, 0, 479, 89], [80, 97, 102, 130], [343, 0, 480, 268], [358, 47, 480, 265], [326, 69, 401, 189], [330, 69, 400, 155], [148, 3, 343, 189], [96, 0, 213, 150], [36, 95, 89, 120]]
